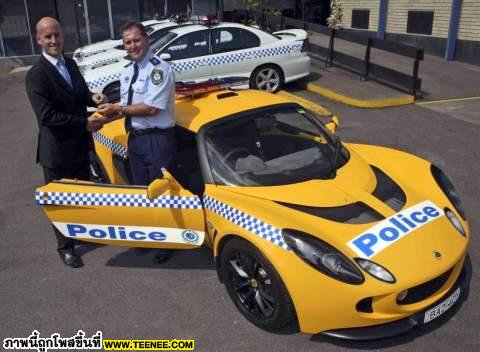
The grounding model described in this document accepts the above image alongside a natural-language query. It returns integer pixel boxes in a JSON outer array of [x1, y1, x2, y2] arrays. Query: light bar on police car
[[175, 77, 249, 96]]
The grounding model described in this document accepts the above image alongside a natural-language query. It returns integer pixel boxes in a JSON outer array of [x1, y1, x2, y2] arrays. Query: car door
[[36, 177, 205, 249], [210, 27, 261, 80], [159, 30, 212, 82]]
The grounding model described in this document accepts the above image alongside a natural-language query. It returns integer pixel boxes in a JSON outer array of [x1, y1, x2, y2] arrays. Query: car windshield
[[152, 32, 178, 53], [204, 105, 349, 186]]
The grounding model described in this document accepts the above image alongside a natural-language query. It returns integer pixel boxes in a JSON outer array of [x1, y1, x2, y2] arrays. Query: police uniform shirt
[[120, 50, 175, 130]]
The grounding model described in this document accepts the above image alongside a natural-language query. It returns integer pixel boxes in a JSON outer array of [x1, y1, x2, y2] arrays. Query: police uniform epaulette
[[150, 57, 160, 66], [124, 61, 133, 68]]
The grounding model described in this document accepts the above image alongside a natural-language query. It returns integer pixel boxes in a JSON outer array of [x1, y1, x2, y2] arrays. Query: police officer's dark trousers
[[127, 128, 177, 186]]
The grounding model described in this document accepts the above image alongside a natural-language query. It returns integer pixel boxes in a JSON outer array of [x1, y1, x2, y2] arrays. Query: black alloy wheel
[[220, 238, 295, 330]]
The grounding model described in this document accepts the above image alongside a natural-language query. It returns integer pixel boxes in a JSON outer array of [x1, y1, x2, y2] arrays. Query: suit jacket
[[26, 55, 95, 169]]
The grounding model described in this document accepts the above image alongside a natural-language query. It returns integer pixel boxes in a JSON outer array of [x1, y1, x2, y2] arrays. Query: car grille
[[397, 268, 453, 305]]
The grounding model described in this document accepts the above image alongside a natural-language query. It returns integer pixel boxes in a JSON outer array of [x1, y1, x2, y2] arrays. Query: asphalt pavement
[[0, 71, 479, 352]]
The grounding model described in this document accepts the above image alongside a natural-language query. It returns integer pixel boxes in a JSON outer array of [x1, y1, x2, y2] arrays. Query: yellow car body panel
[[36, 179, 205, 249]]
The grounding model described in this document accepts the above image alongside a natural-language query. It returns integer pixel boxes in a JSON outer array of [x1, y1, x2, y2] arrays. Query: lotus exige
[[35, 85, 470, 339]]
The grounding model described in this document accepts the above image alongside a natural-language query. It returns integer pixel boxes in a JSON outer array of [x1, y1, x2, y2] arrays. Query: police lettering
[[66, 224, 166, 241], [349, 203, 442, 258]]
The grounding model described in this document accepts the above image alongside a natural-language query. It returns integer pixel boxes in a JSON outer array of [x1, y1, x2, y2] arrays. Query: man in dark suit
[[26, 17, 107, 268]]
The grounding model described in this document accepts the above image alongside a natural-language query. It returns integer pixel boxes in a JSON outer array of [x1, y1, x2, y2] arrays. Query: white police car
[[82, 22, 310, 98], [73, 19, 169, 63], [75, 21, 190, 75]]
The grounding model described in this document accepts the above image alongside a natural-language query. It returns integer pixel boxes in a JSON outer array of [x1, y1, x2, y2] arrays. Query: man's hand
[[98, 103, 122, 118], [92, 93, 108, 106], [86, 115, 105, 132]]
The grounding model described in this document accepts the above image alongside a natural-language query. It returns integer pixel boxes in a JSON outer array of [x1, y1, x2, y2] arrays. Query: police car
[[82, 21, 310, 98], [73, 19, 169, 63], [36, 82, 469, 339], [75, 21, 189, 76]]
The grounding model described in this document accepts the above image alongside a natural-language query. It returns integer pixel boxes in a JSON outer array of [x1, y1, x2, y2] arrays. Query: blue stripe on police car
[[347, 201, 444, 258]]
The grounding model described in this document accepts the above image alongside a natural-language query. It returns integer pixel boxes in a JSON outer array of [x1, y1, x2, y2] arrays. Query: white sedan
[[73, 19, 168, 62], [83, 22, 310, 99], [75, 21, 187, 74]]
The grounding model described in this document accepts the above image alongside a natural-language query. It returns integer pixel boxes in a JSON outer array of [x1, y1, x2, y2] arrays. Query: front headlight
[[282, 229, 364, 285], [445, 208, 466, 236], [355, 258, 396, 283], [431, 165, 466, 220]]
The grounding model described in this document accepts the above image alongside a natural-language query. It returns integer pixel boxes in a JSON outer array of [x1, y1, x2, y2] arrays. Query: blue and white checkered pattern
[[36, 191, 202, 209], [87, 73, 121, 90], [171, 58, 209, 73], [92, 132, 127, 159], [203, 195, 289, 251], [172, 44, 302, 73], [82, 57, 120, 71]]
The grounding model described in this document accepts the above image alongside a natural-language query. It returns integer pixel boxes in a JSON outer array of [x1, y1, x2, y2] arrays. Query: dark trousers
[[43, 163, 90, 254], [128, 128, 176, 186]]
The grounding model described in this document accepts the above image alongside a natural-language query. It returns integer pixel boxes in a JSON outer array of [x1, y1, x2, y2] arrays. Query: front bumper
[[321, 257, 471, 341]]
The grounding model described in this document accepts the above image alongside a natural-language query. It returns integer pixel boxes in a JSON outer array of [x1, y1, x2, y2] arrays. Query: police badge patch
[[151, 68, 163, 85]]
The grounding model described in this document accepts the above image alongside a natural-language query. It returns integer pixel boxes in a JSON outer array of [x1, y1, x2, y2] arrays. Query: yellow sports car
[[35, 82, 470, 339]]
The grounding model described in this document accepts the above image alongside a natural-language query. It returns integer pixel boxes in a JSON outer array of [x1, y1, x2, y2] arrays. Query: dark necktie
[[125, 63, 139, 132]]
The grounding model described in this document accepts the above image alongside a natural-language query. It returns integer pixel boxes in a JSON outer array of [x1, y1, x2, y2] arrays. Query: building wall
[[458, 0, 480, 41], [386, 0, 452, 38], [341, 0, 379, 31]]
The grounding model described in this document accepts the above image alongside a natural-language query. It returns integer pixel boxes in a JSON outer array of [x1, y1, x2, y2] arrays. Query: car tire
[[250, 65, 284, 93], [89, 152, 110, 184], [103, 81, 120, 103], [220, 238, 296, 330]]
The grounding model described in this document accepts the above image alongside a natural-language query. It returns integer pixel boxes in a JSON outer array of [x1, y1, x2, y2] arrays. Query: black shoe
[[154, 249, 173, 264], [59, 252, 84, 268]]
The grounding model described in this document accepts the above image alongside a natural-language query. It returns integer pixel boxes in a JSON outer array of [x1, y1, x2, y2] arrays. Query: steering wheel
[[221, 148, 250, 165]]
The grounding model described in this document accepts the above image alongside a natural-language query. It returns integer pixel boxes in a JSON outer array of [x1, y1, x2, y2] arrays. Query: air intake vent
[[371, 166, 406, 211], [276, 202, 384, 224], [217, 92, 238, 99]]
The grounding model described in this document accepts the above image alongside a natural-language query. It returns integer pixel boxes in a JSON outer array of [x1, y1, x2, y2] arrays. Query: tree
[[327, 0, 343, 29]]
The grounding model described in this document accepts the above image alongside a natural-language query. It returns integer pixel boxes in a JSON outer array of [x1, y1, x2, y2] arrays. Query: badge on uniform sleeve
[[151, 68, 164, 85]]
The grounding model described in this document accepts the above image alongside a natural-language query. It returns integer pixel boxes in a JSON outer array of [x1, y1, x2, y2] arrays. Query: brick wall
[[341, 0, 379, 31], [458, 0, 480, 41]]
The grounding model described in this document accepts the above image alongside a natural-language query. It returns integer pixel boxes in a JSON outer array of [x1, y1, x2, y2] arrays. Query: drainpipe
[[377, 0, 388, 40], [445, 0, 462, 61]]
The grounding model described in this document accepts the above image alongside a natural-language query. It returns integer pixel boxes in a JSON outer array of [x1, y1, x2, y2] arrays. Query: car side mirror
[[159, 53, 171, 61], [147, 169, 182, 200], [147, 178, 170, 200], [325, 115, 339, 134]]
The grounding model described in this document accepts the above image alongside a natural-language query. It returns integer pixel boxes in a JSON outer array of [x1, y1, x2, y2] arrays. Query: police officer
[[98, 21, 176, 262]]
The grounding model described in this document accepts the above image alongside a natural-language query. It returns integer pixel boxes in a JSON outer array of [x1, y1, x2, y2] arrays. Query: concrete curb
[[300, 81, 415, 108]]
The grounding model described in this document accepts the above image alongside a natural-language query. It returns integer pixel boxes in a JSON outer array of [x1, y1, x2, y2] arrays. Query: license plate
[[424, 287, 461, 323]]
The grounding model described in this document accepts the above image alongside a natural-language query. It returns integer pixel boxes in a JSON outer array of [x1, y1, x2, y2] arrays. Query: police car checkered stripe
[[82, 57, 120, 71], [87, 73, 121, 90], [203, 195, 289, 251], [172, 44, 302, 73], [36, 191, 202, 209], [92, 132, 127, 159]]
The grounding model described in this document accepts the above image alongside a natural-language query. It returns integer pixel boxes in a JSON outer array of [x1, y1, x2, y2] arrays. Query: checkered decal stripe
[[36, 191, 202, 209], [92, 132, 127, 159], [203, 195, 289, 251], [82, 57, 119, 71], [87, 73, 121, 90], [172, 44, 302, 73]]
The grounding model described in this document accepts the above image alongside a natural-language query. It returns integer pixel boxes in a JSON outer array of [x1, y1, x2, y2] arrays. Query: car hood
[[78, 49, 126, 68], [76, 39, 120, 54]]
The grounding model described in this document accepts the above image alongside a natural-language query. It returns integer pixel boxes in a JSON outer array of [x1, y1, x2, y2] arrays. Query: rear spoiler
[[273, 29, 308, 41]]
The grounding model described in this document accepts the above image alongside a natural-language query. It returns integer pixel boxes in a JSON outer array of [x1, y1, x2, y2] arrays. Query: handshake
[[86, 93, 123, 132]]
